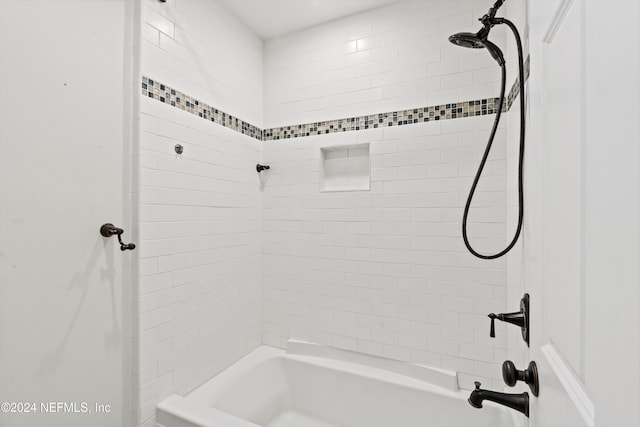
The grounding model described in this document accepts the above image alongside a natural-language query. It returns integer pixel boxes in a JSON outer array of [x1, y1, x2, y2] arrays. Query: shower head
[[448, 0, 506, 66], [448, 30, 487, 49], [448, 27, 505, 66]]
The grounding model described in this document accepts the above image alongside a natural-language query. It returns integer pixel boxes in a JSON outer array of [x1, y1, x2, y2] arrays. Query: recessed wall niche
[[320, 143, 370, 192]]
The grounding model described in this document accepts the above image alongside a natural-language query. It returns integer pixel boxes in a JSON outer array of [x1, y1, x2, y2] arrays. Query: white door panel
[[538, 345, 593, 427], [527, 1, 590, 426], [542, 0, 583, 373], [525, 0, 640, 426]]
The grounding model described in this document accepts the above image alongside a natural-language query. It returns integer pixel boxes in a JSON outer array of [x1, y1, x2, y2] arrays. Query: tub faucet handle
[[488, 313, 497, 337], [485, 293, 530, 346]]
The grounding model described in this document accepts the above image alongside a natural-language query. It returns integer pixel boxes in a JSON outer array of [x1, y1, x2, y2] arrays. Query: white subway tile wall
[[262, 117, 509, 392], [264, 0, 505, 128], [136, 1, 263, 426], [140, 0, 263, 126], [135, 0, 516, 425], [262, 0, 512, 391]]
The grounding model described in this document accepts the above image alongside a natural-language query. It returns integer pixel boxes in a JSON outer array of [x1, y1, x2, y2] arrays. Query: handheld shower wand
[[448, 0, 526, 260], [448, 0, 506, 65]]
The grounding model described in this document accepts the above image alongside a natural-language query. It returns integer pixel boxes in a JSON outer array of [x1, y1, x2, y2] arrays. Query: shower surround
[[135, 0, 523, 426]]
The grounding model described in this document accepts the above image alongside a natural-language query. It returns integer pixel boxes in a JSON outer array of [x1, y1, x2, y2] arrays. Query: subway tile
[[143, 6, 175, 38]]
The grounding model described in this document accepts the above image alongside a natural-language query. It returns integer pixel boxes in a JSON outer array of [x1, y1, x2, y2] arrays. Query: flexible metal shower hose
[[462, 19, 526, 259]]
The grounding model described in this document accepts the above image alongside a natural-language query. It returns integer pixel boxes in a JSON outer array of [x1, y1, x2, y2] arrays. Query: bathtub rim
[[157, 340, 483, 427], [286, 339, 459, 391]]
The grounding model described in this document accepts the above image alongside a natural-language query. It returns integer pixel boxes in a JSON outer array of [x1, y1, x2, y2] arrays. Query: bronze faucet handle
[[488, 313, 497, 337]]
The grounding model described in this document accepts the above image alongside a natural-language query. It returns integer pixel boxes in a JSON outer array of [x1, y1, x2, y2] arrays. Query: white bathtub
[[157, 341, 512, 427]]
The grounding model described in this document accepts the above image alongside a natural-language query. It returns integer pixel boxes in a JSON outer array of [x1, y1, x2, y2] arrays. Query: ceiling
[[219, 0, 403, 40]]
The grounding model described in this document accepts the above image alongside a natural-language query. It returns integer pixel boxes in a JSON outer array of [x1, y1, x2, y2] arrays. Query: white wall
[[135, 1, 263, 426], [0, 1, 134, 426], [264, 0, 506, 128]]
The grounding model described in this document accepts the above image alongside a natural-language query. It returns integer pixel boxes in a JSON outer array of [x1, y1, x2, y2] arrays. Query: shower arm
[[478, 0, 506, 33], [486, 0, 505, 20]]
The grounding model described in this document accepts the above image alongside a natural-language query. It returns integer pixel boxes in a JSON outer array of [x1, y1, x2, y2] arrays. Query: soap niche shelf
[[320, 143, 370, 192]]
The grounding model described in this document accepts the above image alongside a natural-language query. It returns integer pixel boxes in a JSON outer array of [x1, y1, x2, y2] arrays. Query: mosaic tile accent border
[[506, 55, 531, 111], [262, 99, 503, 140], [141, 55, 530, 142], [141, 77, 263, 140]]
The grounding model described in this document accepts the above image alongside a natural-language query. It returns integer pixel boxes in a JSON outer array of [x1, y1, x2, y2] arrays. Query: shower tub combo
[[157, 340, 512, 427]]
